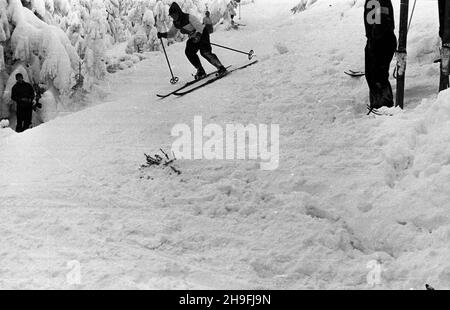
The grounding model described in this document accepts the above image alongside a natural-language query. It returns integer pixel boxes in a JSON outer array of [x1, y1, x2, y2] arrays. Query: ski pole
[[210, 43, 255, 60], [160, 38, 179, 85]]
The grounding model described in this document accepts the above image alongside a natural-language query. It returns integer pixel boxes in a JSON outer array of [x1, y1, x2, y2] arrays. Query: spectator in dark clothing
[[364, 0, 397, 110], [11, 73, 35, 133]]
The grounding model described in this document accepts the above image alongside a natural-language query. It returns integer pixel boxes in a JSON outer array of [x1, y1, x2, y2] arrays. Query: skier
[[11, 73, 35, 133], [203, 11, 214, 34], [157, 2, 227, 80], [364, 0, 397, 110], [227, 0, 238, 25]]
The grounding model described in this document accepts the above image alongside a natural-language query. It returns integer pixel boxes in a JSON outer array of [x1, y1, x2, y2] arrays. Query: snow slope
[[1, 0, 450, 289]]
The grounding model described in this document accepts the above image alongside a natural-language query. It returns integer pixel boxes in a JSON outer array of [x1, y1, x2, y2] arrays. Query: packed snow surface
[[1, 0, 450, 289]]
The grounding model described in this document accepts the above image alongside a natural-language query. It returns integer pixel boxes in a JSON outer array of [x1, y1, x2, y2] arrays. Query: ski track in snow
[[1, 0, 450, 289]]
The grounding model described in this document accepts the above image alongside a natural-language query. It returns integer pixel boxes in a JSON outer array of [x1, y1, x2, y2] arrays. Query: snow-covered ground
[[1, 0, 450, 289]]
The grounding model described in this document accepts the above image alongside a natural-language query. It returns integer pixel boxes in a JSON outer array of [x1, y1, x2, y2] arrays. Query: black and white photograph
[[0, 0, 449, 293]]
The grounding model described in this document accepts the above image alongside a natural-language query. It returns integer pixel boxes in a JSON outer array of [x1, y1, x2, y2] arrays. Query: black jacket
[[11, 81, 35, 106], [364, 0, 395, 43], [169, 2, 190, 31], [167, 2, 204, 39]]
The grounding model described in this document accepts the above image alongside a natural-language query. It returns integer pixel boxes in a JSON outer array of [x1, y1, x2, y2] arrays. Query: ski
[[173, 60, 258, 96], [366, 105, 395, 116], [156, 66, 231, 98], [367, 105, 384, 116], [344, 70, 365, 77]]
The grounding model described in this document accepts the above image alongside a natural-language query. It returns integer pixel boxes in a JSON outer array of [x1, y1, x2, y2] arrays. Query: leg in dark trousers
[[16, 104, 25, 132], [15, 104, 32, 133], [23, 105, 33, 131], [185, 39, 202, 69], [199, 30, 224, 69], [439, 0, 450, 42], [365, 35, 397, 109]]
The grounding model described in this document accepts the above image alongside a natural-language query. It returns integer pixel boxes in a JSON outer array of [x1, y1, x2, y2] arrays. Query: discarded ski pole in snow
[[160, 38, 179, 85], [211, 43, 255, 60]]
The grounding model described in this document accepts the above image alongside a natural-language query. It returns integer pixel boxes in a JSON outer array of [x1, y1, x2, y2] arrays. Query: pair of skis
[[156, 66, 230, 99], [156, 60, 258, 98]]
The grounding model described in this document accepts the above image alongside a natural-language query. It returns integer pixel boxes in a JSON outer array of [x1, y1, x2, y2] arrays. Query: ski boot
[[217, 66, 228, 77], [194, 68, 207, 80]]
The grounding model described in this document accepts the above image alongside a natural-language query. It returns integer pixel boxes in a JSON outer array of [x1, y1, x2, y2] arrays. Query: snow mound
[[0, 118, 10, 128]]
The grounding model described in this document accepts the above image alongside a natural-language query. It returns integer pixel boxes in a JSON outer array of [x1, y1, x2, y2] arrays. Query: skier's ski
[[173, 60, 259, 96], [367, 105, 382, 116], [344, 70, 365, 77], [156, 66, 231, 98], [366, 105, 395, 116]]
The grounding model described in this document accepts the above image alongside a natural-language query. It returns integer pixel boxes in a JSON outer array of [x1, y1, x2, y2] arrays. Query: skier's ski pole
[[160, 38, 179, 85], [211, 43, 255, 60]]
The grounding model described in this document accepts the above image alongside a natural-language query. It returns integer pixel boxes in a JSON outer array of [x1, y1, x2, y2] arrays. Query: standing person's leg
[[23, 105, 33, 131], [377, 35, 397, 107], [439, 0, 450, 43], [365, 43, 381, 108], [199, 30, 225, 70], [439, 0, 445, 40], [16, 104, 24, 133]]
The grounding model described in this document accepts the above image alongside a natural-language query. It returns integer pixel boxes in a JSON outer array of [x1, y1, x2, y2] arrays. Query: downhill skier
[[157, 2, 228, 80]]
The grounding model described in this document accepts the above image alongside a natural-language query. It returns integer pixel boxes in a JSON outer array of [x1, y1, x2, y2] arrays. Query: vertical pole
[[439, 0, 450, 92], [396, 0, 409, 109], [160, 38, 179, 84]]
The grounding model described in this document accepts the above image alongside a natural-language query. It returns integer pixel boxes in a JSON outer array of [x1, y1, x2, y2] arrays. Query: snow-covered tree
[[81, 0, 108, 88], [0, 0, 78, 120], [104, 0, 121, 43], [154, 0, 170, 32], [207, 0, 230, 25]]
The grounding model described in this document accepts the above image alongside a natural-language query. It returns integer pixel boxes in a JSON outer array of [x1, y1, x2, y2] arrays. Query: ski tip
[[344, 70, 365, 77]]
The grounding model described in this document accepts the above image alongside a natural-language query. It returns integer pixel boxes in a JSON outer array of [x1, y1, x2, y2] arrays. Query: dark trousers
[[439, 0, 450, 43], [16, 103, 33, 133], [365, 34, 397, 109], [185, 29, 223, 70]]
